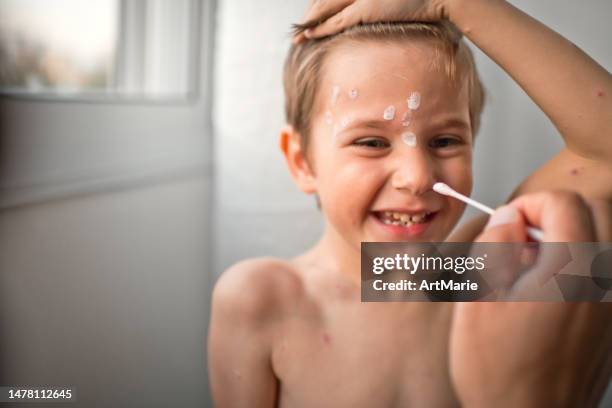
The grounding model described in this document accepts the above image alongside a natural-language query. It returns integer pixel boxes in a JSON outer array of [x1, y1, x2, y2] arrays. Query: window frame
[[0, 0, 202, 104], [0, 0, 215, 210]]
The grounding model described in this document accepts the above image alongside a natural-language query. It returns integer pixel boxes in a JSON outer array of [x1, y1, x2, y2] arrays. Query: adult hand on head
[[293, 0, 452, 43], [450, 191, 612, 407]]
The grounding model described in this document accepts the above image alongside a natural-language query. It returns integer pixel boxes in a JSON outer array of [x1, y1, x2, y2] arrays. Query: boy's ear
[[279, 125, 317, 194]]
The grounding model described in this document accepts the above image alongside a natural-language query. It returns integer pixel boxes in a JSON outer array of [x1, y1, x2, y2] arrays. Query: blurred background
[[0, 0, 610, 406]]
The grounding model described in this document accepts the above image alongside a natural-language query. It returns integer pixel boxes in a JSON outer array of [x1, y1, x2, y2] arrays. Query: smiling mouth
[[374, 210, 436, 227]]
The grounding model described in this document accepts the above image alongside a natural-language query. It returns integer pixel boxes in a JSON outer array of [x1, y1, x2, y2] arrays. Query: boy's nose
[[390, 150, 436, 196]]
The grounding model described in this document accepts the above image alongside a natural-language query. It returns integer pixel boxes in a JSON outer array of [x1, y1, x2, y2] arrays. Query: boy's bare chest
[[271, 301, 459, 407]]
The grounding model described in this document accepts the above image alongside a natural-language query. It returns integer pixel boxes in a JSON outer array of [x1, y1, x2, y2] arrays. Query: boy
[[295, 0, 612, 242], [209, 0, 612, 406]]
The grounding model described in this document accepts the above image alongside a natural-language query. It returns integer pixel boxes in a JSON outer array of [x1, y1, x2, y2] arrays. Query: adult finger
[[585, 198, 612, 241], [304, 4, 361, 39], [508, 244, 572, 301], [475, 205, 527, 243], [301, 0, 354, 30], [511, 198, 611, 300], [509, 191, 597, 242], [293, 32, 306, 44], [506, 192, 594, 299], [474, 206, 528, 292]]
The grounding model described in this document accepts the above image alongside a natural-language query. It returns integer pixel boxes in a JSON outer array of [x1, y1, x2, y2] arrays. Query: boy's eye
[[353, 137, 390, 149], [429, 135, 463, 149]]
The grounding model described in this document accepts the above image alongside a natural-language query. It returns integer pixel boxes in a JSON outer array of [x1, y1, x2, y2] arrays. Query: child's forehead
[[315, 42, 466, 113], [322, 41, 434, 86]]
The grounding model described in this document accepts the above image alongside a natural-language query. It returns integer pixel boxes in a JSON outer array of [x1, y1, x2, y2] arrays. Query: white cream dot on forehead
[[407, 92, 421, 110], [331, 85, 341, 105], [383, 105, 396, 121], [401, 131, 417, 147], [348, 89, 358, 99]]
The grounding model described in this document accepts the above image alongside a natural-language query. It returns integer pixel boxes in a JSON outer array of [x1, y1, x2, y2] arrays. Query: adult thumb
[[476, 205, 527, 243], [474, 205, 528, 293], [304, 4, 359, 39]]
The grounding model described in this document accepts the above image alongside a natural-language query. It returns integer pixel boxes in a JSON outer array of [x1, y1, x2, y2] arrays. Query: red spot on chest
[[322, 333, 331, 345], [596, 89, 605, 97], [570, 166, 586, 176]]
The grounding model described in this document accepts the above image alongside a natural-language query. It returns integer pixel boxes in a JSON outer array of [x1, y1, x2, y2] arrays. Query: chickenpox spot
[[596, 89, 605, 97], [331, 85, 341, 105], [383, 105, 396, 120], [407, 92, 421, 110], [322, 333, 331, 344], [401, 131, 417, 147], [401, 111, 412, 127], [348, 89, 359, 99], [570, 167, 584, 176]]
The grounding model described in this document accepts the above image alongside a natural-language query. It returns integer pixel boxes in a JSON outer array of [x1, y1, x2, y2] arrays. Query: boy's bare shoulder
[[212, 257, 305, 323]]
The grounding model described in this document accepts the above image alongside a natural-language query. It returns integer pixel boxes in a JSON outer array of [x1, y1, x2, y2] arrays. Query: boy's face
[[306, 41, 472, 246]]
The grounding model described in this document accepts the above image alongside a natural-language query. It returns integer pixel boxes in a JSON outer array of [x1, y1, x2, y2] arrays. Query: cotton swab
[[433, 182, 544, 241]]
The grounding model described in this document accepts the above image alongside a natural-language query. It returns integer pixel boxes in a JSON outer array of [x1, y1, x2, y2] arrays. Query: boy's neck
[[303, 224, 363, 284]]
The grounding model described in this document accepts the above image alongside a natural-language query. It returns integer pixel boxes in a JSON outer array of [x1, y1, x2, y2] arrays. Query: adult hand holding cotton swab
[[433, 182, 544, 241]]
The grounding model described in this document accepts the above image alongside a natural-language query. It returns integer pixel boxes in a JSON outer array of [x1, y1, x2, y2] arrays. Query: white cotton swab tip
[[433, 182, 544, 241], [433, 183, 495, 215]]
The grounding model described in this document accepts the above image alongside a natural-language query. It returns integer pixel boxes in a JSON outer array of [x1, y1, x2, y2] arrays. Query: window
[[0, 0, 199, 100], [0, 0, 211, 209]]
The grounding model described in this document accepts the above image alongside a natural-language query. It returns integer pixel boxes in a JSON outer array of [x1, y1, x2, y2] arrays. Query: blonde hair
[[283, 22, 485, 149]]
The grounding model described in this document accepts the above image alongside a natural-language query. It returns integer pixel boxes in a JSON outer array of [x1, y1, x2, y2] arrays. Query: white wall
[[213, 0, 321, 273], [0, 176, 212, 407], [0, 1, 216, 406]]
